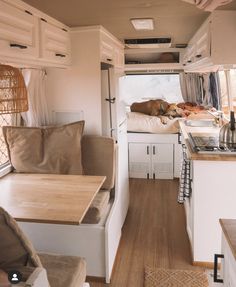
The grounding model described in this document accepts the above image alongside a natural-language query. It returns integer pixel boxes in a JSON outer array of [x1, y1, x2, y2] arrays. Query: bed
[[127, 112, 180, 134]]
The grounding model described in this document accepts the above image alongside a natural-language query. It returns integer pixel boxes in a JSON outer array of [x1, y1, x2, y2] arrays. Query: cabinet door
[[222, 234, 236, 286], [101, 40, 114, 65], [194, 21, 211, 61], [151, 144, 173, 179], [114, 47, 124, 69], [40, 20, 71, 65], [128, 143, 151, 179], [0, 1, 39, 59]]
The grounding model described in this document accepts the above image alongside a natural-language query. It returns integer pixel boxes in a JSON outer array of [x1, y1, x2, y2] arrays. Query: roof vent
[[125, 38, 171, 48]]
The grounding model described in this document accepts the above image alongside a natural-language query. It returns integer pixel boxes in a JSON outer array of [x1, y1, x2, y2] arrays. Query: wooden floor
[[88, 178, 202, 287]]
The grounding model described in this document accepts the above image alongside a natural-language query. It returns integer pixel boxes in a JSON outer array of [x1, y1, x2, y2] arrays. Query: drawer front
[[0, 1, 39, 58], [40, 21, 71, 65]]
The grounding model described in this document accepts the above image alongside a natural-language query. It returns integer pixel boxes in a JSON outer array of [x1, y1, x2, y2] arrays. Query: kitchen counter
[[179, 120, 236, 161], [220, 219, 236, 261]]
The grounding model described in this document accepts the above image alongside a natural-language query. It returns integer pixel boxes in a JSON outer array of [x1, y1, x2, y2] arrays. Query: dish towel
[[178, 144, 192, 203]]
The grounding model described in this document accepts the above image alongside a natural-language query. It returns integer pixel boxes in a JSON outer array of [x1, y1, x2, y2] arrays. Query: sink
[[184, 119, 216, 127]]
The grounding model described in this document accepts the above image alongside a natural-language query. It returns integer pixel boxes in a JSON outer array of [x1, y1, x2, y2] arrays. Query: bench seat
[[82, 190, 110, 224]]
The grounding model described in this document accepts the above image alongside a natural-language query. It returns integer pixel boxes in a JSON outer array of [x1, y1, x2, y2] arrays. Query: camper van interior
[[1, 0, 236, 286]]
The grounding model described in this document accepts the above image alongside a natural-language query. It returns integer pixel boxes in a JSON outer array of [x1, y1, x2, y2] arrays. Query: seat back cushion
[[2, 121, 84, 175], [82, 136, 116, 190], [0, 207, 42, 270]]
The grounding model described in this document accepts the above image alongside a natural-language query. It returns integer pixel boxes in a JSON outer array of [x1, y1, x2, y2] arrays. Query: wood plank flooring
[[88, 178, 202, 287]]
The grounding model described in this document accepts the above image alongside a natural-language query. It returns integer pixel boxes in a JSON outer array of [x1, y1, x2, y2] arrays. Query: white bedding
[[127, 112, 180, 134]]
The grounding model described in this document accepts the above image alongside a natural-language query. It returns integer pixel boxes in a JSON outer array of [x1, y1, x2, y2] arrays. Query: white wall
[[46, 30, 102, 135]]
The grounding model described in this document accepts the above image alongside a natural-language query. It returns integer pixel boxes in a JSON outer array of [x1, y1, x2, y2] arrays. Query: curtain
[[179, 72, 202, 104], [21, 69, 51, 127], [181, 0, 232, 11], [179, 72, 221, 109]]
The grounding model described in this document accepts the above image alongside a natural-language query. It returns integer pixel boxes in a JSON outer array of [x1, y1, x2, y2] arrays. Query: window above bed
[[120, 74, 183, 106]]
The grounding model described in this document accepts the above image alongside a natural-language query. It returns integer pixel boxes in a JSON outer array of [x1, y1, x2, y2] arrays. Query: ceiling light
[[130, 18, 154, 30]]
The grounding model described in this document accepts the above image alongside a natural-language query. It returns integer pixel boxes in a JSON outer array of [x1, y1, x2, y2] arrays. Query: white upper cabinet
[[183, 11, 236, 72], [0, 0, 39, 59], [100, 28, 124, 69], [40, 20, 71, 65], [0, 0, 71, 67]]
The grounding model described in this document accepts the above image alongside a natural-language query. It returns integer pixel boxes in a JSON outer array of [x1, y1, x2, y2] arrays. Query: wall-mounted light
[[130, 18, 154, 30]]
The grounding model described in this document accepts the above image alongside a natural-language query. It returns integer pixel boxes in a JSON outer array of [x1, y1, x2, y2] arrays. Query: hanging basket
[[0, 64, 28, 114]]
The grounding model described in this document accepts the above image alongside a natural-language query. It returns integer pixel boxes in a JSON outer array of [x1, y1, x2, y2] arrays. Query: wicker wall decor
[[0, 64, 28, 114]]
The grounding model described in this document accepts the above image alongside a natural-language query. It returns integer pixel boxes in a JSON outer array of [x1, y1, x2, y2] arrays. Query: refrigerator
[[101, 66, 129, 226]]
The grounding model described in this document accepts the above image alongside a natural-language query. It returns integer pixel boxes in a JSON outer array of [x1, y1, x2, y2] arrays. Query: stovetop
[[188, 133, 236, 154]]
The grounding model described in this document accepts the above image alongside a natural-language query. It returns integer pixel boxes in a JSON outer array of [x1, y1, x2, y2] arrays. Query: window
[[0, 114, 12, 167], [120, 74, 183, 106]]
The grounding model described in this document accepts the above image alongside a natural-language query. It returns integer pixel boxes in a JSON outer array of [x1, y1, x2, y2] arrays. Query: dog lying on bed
[[130, 100, 169, 117], [130, 100, 188, 124]]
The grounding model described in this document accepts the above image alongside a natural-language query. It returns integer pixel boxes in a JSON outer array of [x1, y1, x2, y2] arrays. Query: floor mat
[[144, 266, 209, 287]]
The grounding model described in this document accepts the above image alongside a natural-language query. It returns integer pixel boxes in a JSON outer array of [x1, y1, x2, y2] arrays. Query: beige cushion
[[0, 207, 42, 271], [82, 191, 110, 224], [82, 136, 116, 190], [2, 121, 84, 175], [39, 254, 86, 287]]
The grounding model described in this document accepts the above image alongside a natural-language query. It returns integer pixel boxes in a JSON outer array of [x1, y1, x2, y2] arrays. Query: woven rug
[[145, 266, 209, 287]]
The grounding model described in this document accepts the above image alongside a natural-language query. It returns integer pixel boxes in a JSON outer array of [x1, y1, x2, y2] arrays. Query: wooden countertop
[[220, 219, 236, 261], [179, 120, 236, 161], [0, 173, 106, 225]]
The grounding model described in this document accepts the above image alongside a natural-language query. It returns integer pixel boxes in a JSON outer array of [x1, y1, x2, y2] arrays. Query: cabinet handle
[[10, 43, 27, 49], [105, 97, 116, 104], [147, 173, 149, 179], [187, 60, 192, 63], [41, 18, 47, 23], [178, 133, 182, 144], [196, 54, 202, 58], [55, 53, 66, 58], [213, 254, 224, 283], [62, 28, 68, 32], [25, 10, 33, 15], [153, 173, 155, 180], [147, 146, 149, 155], [183, 63, 186, 66], [107, 58, 112, 62], [153, 146, 156, 155]]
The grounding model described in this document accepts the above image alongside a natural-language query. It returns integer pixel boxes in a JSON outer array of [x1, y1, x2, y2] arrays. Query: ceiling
[[22, 0, 236, 45]]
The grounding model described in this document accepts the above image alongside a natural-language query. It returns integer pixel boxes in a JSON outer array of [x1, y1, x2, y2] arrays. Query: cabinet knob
[[10, 43, 27, 49], [187, 60, 192, 63], [107, 58, 112, 62], [196, 54, 202, 58]]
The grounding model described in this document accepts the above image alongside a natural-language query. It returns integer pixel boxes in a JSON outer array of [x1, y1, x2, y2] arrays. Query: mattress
[[127, 112, 180, 134]]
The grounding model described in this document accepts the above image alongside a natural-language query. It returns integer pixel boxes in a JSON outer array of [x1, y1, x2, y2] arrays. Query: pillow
[[0, 207, 42, 270], [2, 121, 84, 175]]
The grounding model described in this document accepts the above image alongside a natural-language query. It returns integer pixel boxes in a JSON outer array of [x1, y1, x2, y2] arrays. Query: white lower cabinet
[[219, 234, 236, 287], [128, 142, 173, 179]]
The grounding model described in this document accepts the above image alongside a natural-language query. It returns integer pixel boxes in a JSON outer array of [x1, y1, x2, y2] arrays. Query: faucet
[[207, 110, 224, 127]]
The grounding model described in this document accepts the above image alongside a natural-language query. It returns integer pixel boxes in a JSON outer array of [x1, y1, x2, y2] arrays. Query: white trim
[[71, 25, 124, 48]]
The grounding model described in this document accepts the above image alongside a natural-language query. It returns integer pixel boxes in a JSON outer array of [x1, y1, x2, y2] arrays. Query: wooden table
[[0, 173, 106, 225]]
